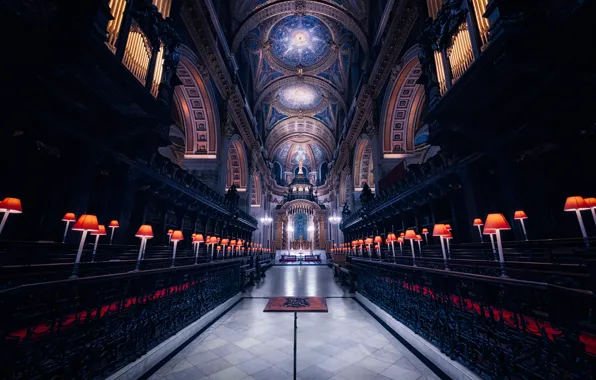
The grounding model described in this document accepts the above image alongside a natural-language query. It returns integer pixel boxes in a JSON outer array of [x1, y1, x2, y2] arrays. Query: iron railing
[[0, 260, 242, 379], [352, 259, 595, 379]]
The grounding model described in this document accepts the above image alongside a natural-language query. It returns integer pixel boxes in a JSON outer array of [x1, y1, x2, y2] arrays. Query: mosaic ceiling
[[232, 0, 368, 175]]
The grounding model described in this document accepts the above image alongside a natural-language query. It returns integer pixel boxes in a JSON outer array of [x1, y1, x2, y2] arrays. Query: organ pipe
[[471, 0, 490, 49], [426, 0, 442, 19], [447, 23, 474, 83], [153, 0, 172, 17], [106, 0, 127, 52], [122, 22, 151, 85]]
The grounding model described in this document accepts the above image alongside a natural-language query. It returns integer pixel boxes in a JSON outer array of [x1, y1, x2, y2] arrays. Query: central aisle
[[150, 266, 438, 380]]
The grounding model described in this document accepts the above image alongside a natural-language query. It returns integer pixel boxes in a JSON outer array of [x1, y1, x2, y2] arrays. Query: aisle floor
[[149, 266, 438, 380]]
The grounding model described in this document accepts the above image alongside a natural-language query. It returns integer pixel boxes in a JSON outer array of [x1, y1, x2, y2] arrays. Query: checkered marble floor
[[149, 267, 439, 380]]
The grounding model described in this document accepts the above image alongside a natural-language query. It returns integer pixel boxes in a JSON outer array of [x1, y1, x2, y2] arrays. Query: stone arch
[[173, 46, 218, 158], [353, 138, 374, 191], [251, 174, 261, 207], [381, 47, 425, 157], [226, 138, 248, 190]]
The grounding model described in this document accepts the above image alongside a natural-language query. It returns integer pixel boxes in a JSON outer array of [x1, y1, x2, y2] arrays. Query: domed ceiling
[[231, 0, 368, 186]]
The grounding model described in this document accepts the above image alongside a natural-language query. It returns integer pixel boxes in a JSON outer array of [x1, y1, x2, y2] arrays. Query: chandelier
[[260, 215, 273, 225]]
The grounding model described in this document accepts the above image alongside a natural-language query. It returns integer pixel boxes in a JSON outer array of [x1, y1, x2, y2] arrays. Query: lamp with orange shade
[[422, 228, 429, 244], [387, 233, 397, 258], [443, 230, 453, 257], [400, 232, 405, 238], [167, 229, 174, 244], [404, 230, 417, 265], [445, 224, 452, 231], [473, 218, 484, 242], [358, 239, 364, 256], [351, 240, 358, 256], [397, 237, 404, 254], [108, 220, 119, 245], [365, 237, 373, 257], [61, 212, 76, 243], [230, 240, 237, 257], [513, 210, 529, 241], [134, 225, 154, 271], [432, 224, 450, 270], [0, 197, 22, 237], [415, 234, 423, 253], [193, 234, 204, 264], [484, 213, 511, 277], [585, 198, 596, 226], [90, 225, 107, 262], [374, 236, 382, 257], [221, 238, 230, 258], [69, 214, 99, 279], [483, 227, 497, 257], [170, 230, 184, 266], [564, 196, 590, 247]]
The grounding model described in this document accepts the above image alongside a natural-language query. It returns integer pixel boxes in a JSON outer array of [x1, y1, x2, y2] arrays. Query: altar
[[290, 237, 312, 251]]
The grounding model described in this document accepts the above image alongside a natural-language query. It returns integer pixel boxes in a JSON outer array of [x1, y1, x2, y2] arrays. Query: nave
[[149, 267, 437, 380]]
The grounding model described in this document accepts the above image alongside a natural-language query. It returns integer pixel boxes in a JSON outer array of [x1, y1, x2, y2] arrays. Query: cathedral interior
[[2, 0, 596, 379]]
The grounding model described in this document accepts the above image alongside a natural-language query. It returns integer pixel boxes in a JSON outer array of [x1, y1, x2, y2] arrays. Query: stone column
[[319, 215, 326, 251]]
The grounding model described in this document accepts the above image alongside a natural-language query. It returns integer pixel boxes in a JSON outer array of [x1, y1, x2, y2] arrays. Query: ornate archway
[[226, 139, 247, 190], [353, 139, 374, 191], [382, 49, 425, 157], [173, 47, 218, 158]]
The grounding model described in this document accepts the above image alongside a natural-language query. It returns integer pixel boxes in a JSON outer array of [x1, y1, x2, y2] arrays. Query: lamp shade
[[415, 234, 423, 241], [91, 225, 107, 236], [445, 224, 452, 230], [192, 233, 197, 238], [210, 236, 218, 243], [72, 215, 99, 232], [484, 213, 511, 230], [109, 220, 119, 228], [374, 236, 382, 243], [230, 240, 237, 246], [513, 210, 528, 220], [221, 238, 229, 245], [585, 197, 596, 208], [351, 240, 357, 246], [0, 198, 22, 213], [217, 246, 221, 251], [483, 227, 496, 235], [473, 218, 483, 226], [443, 231, 453, 239], [358, 239, 364, 245], [400, 232, 405, 237], [397, 237, 404, 243], [432, 224, 450, 237], [194, 234, 205, 242], [62, 213, 76, 222], [135, 225, 154, 238], [404, 230, 417, 240], [171, 230, 184, 241], [564, 196, 589, 211], [388, 233, 397, 241], [365, 237, 373, 244], [422, 228, 428, 234]]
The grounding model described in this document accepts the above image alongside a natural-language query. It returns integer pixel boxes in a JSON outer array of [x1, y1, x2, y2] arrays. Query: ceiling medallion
[[269, 15, 332, 69], [278, 83, 323, 111]]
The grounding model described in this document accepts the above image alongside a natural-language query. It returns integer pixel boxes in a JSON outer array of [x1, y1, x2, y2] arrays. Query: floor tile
[[315, 357, 351, 374], [208, 366, 249, 380], [355, 357, 392, 374], [195, 357, 234, 375], [224, 349, 256, 365], [236, 357, 272, 375], [251, 365, 292, 380], [236, 337, 262, 349], [298, 364, 335, 380], [211, 342, 243, 357], [337, 364, 378, 380], [186, 350, 220, 366]]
